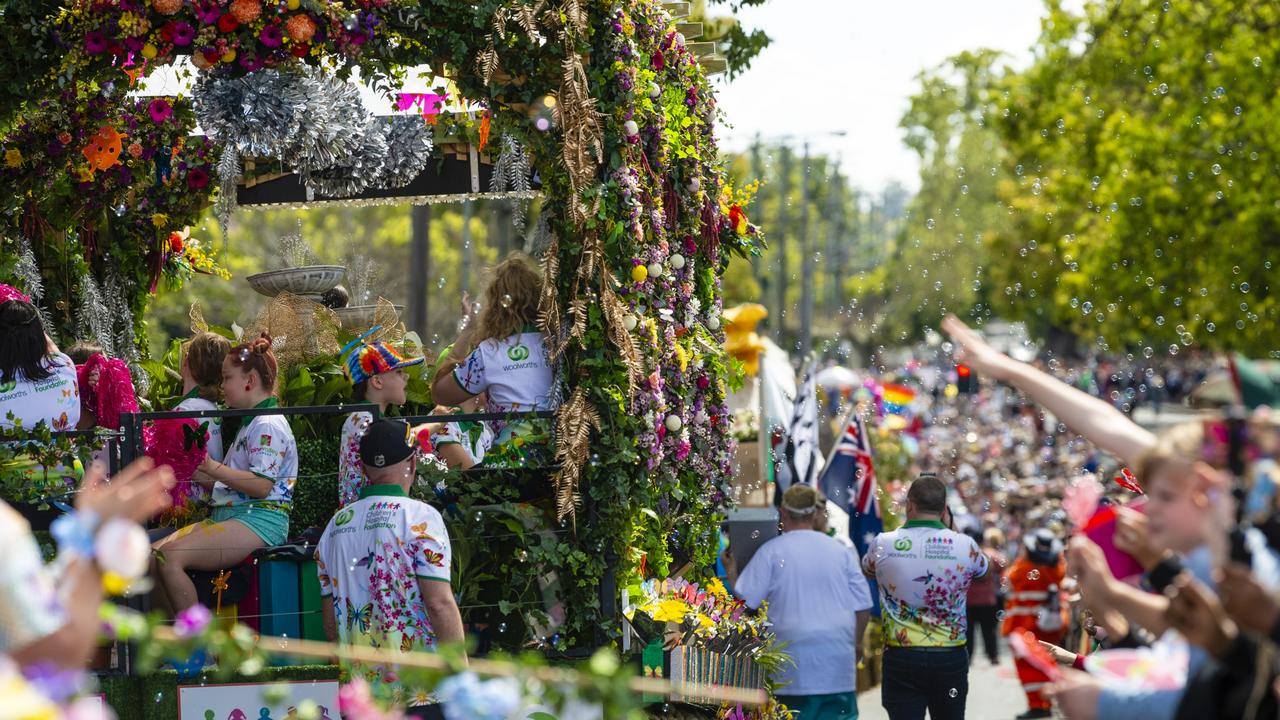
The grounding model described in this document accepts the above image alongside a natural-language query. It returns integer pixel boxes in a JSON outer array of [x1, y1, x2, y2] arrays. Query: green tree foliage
[[846, 51, 1009, 348], [147, 201, 502, 356], [987, 0, 1277, 356]]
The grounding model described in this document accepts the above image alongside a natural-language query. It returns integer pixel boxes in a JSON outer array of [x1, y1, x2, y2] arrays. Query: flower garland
[[59, 0, 400, 80]]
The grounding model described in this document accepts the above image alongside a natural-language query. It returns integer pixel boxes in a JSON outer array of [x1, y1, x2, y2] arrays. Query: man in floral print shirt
[[863, 474, 988, 720], [316, 419, 465, 717]]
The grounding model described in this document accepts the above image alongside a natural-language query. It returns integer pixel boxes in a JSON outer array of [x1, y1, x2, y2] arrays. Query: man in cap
[[724, 483, 874, 719], [863, 473, 989, 720], [316, 418, 465, 717]]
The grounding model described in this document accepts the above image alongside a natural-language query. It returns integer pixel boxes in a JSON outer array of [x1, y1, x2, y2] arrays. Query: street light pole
[[799, 141, 813, 358]]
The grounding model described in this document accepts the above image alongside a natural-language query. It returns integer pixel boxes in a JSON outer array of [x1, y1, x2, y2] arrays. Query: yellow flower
[[3, 148, 21, 168], [674, 343, 688, 373], [151, 213, 168, 228], [705, 576, 728, 597], [650, 598, 692, 623], [102, 571, 130, 595], [76, 165, 95, 182]]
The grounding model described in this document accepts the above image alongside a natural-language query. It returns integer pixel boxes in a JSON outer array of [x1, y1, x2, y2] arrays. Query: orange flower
[[229, 0, 261, 24], [57, 131, 72, 145], [169, 232, 184, 253], [284, 13, 316, 43], [127, 142, 143, 158]]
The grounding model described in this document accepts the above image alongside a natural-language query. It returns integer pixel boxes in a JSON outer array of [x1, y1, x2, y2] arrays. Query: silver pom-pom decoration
[[215, 147, 241, 245], [193, 69, 307, 158], [286, 67, 368, 179], [305, 116, 390, 198], [376, 116, 433, 189]]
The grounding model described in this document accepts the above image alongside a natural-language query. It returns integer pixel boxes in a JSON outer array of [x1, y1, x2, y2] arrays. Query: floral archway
[[0, 0, 760, 645]]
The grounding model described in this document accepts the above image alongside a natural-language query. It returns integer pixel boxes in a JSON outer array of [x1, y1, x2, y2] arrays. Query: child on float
[[170, 331, 234, 462], [143, 332, 232, 517], [430, 254, 555, 463], [152, 334, 297, 612], [337, 330, 425, 506]]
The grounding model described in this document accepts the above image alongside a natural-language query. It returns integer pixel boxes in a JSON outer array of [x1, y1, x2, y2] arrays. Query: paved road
[[856, 648, 1031, 720]]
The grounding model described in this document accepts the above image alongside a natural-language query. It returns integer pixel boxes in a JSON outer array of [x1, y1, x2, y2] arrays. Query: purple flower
[[194, 1, 221, 24], [238, 53, 266, 72], [258, 24, 283, 47], [23, 662, 89, 703], [84, 30, 108, 54], [174, 604, 212, 638], [173, 22, 195, 46]]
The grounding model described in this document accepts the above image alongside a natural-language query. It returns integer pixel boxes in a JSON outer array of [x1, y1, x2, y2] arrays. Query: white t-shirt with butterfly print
[[0, 352, 80, 431], [315, 483, 451, 702], [173, 396, 224, 463]]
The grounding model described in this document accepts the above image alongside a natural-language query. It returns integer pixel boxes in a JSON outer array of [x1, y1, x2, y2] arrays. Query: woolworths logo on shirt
[[334, 507, 355, 527], [893, 536, 913, 551], [506, 343, 530, 362]]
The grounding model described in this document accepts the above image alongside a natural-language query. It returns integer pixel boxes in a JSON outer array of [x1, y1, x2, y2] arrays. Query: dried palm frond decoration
[[245, 291, 341, 369], [552, 386, 600, 522]]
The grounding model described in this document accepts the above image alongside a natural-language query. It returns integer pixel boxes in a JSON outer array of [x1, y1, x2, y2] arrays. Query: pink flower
[[194, 2, 221, 24], [148, 98, 173, 123], [174, 604, 212, 638], [84, 30, 108, 54], [258, 24, 283, 47], [187, 167, 209, 189], [173, 22, 196, 46]]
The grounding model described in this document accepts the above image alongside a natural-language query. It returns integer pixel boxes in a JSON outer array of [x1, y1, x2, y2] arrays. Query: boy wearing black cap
[[316, 418, 465, 711]]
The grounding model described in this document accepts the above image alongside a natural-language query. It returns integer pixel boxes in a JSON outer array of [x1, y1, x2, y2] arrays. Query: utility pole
[[460, 200, 474, 295], [799, 141, 813, 358], [408, 204, 431, 338], [775, 145, 792, 337], [749, 136, 764, 289], [825, 161, 843, 313]]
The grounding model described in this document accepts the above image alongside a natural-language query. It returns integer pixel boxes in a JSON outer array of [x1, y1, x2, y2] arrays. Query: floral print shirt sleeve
[[0, 503, 66, 653], [452, 346, 486, 397], [212, 414, 298, 508], [338, 412, 372, 506]]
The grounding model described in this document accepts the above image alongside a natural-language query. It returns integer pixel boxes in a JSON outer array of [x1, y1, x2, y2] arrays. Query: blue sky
[[713, 0, 1054, 192]]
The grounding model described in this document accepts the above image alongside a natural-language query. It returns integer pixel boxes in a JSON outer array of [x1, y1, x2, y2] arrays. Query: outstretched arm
[[942, 315, 1156, 464]]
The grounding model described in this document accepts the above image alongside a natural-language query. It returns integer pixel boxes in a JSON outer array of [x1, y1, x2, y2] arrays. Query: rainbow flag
[[881, 383, 916, 416]]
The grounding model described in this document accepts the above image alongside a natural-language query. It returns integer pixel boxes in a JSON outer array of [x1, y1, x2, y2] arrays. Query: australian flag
[[819, 413, 884, 615]]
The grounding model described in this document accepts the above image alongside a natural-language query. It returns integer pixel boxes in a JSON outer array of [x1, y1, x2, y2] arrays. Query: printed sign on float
[[176, 680, 340, 720]]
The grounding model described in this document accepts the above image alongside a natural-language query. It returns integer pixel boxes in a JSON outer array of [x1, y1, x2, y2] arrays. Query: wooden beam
[[688, 41, 717, 58], [700, 56, 728, 75], [676, 22, 703, 39], [663, 2, 691, 18]]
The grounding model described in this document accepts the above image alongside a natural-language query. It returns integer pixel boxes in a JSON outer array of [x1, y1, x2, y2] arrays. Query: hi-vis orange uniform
[[1001, 556, 1067, 711]]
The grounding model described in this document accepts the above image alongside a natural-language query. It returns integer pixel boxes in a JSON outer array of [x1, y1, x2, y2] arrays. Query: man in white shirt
[[863, 474, 989, 720], [725, 484, 874, 719], [316, 419, 465, 717]]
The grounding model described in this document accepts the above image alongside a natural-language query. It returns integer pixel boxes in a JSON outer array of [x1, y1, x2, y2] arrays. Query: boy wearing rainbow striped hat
[[337, 329, 425, 506]]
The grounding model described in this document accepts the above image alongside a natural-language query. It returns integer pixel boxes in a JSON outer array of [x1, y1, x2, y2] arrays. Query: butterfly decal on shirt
[[61, 388, 74, 398], [401, 633, 415, 653], [53, 412, 70, 430], [345, 599, 372, 633], [421, 549, 445, 567], [182, 422, 209, 451], [409, 522, 437, 541]]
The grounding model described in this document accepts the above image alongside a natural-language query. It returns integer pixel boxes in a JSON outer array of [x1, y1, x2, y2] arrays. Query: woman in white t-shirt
[[0, 296, 82, 499], [152, 334, 297, 612], [0, 298, 80, 432], [431, 255, 555, 460]]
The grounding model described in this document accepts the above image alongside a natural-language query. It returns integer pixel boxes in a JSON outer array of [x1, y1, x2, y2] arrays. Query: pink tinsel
[[144, 418, 208, 512], [76, 354, 138, 430], [0, 283, 31, 305]]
